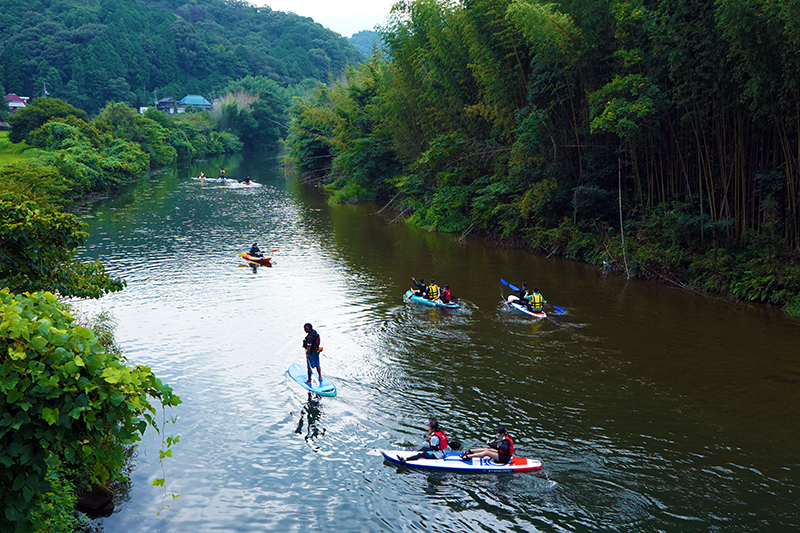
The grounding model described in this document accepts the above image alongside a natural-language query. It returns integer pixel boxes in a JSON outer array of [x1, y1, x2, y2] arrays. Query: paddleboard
[[382, 450, 542, 473], [287, 363, 336, 396], [404, 290, 460, 309], [506, 295, 546, 318]]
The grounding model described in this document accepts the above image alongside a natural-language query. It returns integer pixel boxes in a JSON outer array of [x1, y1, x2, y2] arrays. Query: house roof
[[179, 95, 211, 106], [5, 93, 27, 103]]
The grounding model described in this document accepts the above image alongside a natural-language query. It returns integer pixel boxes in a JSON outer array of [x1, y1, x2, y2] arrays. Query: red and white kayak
[[382, 450, 542, 473], [506, 295, 546, 318]]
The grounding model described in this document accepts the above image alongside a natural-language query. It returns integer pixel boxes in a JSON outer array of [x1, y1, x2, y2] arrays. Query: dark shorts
[[497, 451, 511, 464], [307, 351, 320, 369]]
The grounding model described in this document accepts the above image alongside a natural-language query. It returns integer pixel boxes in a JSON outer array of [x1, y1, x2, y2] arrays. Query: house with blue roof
[[179, 95, 212, 111]]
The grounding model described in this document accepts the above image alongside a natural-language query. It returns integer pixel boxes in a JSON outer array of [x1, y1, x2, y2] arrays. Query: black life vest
[[432, 430, 448, 451]]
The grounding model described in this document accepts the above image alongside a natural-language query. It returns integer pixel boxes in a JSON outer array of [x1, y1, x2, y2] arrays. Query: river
[[72, 152, 800, 532]]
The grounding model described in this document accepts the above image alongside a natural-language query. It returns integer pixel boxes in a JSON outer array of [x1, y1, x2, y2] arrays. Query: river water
[[72, 152, 800, 532]]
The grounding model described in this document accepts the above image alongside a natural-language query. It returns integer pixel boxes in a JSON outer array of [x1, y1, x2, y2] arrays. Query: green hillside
[[0, 0, 363, 114]]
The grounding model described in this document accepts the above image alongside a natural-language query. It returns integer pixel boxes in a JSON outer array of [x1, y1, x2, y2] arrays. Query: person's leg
[[317, 365, 323, 382], [306, 358, 312, 383]]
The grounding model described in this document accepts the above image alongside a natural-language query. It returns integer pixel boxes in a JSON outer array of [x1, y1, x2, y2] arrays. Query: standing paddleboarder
[[303, 323, 322, 385]]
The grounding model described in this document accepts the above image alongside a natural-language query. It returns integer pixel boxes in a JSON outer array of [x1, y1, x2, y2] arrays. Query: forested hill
[[0, 0, 363, 114]]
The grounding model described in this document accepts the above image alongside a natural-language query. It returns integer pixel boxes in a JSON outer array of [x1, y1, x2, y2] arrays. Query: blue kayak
[[404, 290, 460, 309]]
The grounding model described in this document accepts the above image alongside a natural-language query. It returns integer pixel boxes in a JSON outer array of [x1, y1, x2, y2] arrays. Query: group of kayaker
[[513, 282, 546, 313], [398, 418, 516, 465], [410, 277, 454, 304], [194, 169, 253, 184]]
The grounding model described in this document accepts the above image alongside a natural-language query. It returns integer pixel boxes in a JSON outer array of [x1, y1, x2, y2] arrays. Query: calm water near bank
[[73, 152, 800, 532]]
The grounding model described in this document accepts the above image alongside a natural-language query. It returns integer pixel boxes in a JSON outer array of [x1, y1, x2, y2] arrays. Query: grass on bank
[[0, 130, 36, 165]]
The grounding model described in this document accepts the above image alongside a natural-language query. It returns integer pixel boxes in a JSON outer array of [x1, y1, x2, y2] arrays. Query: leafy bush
[[0, 290, 181, 533]]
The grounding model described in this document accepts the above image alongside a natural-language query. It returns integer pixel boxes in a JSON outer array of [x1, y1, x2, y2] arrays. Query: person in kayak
[[241, 175, 251, 184], [410, 277, 427, 297], [528, 286, 546, 312], [426, 279, 440, 300], [303, 323, 323, 385], [461, 426, 514, 464], [219, 168, 226, 180], [398, 419, 448, 463], [199, 171, 206, 179], [440, 285, 452, 304], [249, 242, 263, 257]]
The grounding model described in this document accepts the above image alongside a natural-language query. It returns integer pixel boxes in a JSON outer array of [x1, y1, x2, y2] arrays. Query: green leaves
[[0, 200, 125, 299], [0, 291, 181, 532]]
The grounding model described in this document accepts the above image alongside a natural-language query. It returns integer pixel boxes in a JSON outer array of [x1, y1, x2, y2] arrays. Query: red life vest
[[432, 430, 448, 451], [501, 434, 514, 456], [442, 289, 451, 302]]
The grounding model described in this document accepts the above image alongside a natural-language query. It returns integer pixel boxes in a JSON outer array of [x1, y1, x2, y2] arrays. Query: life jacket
[[428, 284, 440, 299], [530, 292, 544, 309], [432, 430, 448, 451], [441, 289, 451, 303], [499, 434, 514, 456]]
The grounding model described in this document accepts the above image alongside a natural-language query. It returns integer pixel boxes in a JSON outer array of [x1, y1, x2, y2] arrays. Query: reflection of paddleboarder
[[302, 323, 322, 385], [296, 393, 324, 441]]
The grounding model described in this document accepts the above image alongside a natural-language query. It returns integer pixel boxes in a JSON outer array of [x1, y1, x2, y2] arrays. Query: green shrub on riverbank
[[0, 290, 181, 533]]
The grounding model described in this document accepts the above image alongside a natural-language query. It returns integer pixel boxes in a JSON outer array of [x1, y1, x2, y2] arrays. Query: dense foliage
[[0, 0, 363, 115], [0, 290, 181, 533], [286, 0, 800, 314]]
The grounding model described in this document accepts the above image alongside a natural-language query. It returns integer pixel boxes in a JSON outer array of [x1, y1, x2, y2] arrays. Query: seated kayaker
[[248, 242, 263, 258], [461, 426, 514, 464], [220, 168, 226, 180], [410, 277, 427, 297], [199, 171, 206, 179], [440, 285, 452, 303], [398, 419, 448, 463], [241, 175, 251, 184], [528, 286, 546, 311], [426, 279, 440, 300]]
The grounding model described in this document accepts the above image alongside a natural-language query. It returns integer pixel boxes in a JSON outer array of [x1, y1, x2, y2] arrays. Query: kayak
[[382, 450, 542, 473], [404, 290, 460, 309], [506, 295, 546, 318], [239, 252, 271, 266]]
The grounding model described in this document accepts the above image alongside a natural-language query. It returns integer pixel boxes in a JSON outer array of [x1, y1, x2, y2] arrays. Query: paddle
[[501, 279, 565, 314]]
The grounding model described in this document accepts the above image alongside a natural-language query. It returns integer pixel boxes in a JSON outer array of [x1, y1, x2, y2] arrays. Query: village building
[[4, 93, 29, 113]]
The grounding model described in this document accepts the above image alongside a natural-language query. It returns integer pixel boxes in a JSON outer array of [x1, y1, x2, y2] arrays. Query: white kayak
[[506, 295, 547, 318], [382, 450, 542, 473]]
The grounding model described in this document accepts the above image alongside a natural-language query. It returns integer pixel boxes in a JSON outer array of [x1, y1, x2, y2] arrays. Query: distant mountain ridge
[[348, 30, 380, 56], [0, 0, 363, 114]]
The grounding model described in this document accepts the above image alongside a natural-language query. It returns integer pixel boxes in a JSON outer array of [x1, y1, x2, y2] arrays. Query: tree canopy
[[0, 0, 364, 115]]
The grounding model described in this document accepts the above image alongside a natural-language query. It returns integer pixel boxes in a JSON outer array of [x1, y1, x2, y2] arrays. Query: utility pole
[[154, 89, 158, 105], [42, 81, 49, 98]]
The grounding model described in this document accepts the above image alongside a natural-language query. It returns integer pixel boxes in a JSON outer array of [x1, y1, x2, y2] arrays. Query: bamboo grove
[[286, 0, 800, 313]]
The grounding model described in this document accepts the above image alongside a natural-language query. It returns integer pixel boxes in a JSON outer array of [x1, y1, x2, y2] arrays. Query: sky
[[255, 0, 396, 37]]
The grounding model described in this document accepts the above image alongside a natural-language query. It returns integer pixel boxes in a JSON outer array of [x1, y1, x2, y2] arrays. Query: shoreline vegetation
[[283, 0, 800, 319], [0, 99, 203, 533]]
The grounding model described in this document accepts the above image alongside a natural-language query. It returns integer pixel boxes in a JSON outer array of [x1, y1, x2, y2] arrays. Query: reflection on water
[[296, 393, 325, 442], [72, 152, 800, 533]]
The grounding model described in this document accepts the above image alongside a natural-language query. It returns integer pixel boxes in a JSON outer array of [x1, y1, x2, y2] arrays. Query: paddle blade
[[553, 305, 566, 314]]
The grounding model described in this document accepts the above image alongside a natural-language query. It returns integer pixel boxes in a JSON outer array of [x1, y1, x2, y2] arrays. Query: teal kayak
[[404, 290, 460, 309]]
